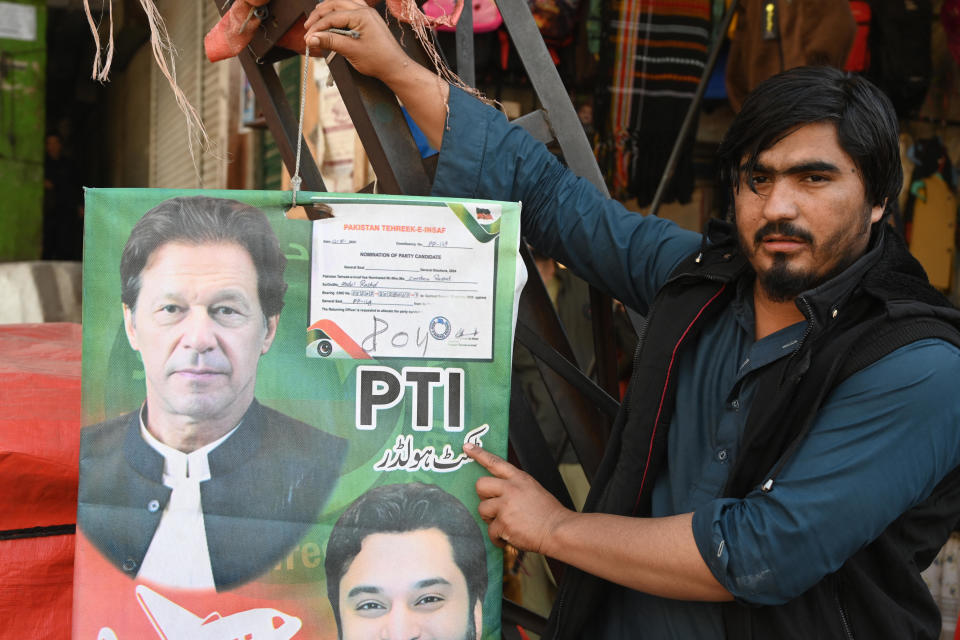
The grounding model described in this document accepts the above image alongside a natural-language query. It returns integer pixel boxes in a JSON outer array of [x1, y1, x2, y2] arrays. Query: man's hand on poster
[[464, 443, 732, 600], [464, 442, 572, 555], [303, 0, 449, 149]]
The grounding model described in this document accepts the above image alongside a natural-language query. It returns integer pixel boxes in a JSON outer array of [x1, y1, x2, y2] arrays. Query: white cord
[[291, 42, 311, 206]]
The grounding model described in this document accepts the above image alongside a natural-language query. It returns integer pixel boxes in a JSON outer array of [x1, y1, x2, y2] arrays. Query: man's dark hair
[[717, 66, 903, 219], [324, 482, 488, 638], [119, 196, 287, 317]]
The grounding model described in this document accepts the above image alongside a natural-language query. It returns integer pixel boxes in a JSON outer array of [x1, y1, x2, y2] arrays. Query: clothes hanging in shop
[[725, 0, 856, 112], [598, 0, 711, 205], [866, 0, 933, 117]]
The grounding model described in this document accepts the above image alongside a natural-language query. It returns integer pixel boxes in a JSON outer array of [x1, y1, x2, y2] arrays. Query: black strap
[[0, 524, 76, 540], [502, 598, 549, 636], [837, 317, 960, 384]]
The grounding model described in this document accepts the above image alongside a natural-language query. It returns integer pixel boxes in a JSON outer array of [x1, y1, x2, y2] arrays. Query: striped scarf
[[602, 0, 710, 205]]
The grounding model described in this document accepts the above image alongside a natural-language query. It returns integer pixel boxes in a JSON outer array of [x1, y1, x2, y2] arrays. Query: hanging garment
[[600, 0, 711, 205], [943, 0, 960, 68], [866, 0, 933, 117], [422, 0, 503, 32], [844, 0, 871, 72], [528, 0, 583, 45], [725, 0, 855, 112]]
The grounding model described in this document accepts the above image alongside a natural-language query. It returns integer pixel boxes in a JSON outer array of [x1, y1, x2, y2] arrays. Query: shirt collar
[[139, 406, 241, 481]]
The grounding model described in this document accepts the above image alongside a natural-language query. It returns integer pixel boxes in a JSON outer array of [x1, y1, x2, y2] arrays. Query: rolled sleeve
[[692, 339, 960, 605], [432, 85, 699, 314], [431, 86, 493, 200]]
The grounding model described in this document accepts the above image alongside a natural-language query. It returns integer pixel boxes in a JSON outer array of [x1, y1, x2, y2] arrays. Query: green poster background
[[79, 188, 521, 639]]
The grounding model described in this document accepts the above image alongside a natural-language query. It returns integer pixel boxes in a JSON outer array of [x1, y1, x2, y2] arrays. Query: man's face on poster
[[123, 241, 278, 428], [338, 528, 482, 640]]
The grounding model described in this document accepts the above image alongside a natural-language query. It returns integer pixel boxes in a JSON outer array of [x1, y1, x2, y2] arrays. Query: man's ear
[[870, 199, 886, 225], [122, 304, 140, 351], [473, 600, 483, 640], [261, 315, 280, 355]]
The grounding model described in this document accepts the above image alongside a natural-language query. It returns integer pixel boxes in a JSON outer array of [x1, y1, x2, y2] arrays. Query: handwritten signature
[[373, 425, 490, 473], [361, 315, 479, 355], [362, 315, 431, 355]]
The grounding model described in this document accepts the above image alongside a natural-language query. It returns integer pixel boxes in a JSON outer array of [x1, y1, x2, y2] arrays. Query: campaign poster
[[74, 188, 522, 640]]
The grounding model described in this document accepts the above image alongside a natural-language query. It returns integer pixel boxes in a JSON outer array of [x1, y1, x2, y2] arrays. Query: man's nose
[[180, 309, 218, 352], [382, 607, 421, 640], [760, 180, 800, 221]]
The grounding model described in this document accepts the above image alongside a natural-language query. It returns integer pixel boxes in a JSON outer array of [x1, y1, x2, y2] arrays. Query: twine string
[[291, 42, 311, 207]]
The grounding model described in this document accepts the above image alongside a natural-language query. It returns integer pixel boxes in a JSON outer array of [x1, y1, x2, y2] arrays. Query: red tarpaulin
[[0, 323, 81, 639]]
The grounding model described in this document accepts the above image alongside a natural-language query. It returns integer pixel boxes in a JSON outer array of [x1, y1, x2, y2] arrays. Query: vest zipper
[[549, 589, 567, 640], [625, 321, 647, 415], [835, 589, 855, 640], [782, 293, 816, 372], [795, 295, 816, 351]]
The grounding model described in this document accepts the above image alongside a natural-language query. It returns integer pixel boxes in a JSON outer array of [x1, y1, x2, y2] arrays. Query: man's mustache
[[753, 222, 815, 247]]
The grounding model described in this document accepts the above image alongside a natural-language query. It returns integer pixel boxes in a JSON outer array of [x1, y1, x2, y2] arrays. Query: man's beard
[[757, 255, 829, 303], [739, 220, 866, 303]]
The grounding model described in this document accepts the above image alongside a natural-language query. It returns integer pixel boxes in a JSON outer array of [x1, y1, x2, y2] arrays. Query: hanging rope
[[290, 43, 312, 207], [83, 0, 212, 172], [83, 0, 114, 83]]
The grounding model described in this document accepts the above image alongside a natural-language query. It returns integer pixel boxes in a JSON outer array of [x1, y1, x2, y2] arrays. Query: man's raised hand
[[303, 0, 410, 85], [302, 0, 449, 149]]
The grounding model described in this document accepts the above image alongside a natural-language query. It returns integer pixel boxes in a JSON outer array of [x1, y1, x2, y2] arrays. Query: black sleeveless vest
[[545, 222, 960, 640]]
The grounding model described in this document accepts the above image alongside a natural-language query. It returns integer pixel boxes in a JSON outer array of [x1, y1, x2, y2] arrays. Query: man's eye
[[355, 600, 387, 612], [212, 306, 248, 320], [805, 174, 829, 183], [414, 594, 445, 607], [160, 304, 182, 314]]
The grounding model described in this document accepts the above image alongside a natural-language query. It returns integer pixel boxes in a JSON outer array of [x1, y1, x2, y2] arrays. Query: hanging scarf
[[602, 0, 710, 205]]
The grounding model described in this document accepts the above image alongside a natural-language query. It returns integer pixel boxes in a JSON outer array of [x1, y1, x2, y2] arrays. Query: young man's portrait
[[325, 482, 489, 640]]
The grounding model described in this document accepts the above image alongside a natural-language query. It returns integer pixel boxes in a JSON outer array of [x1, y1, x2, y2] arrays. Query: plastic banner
[[73, 189, 522, 640]]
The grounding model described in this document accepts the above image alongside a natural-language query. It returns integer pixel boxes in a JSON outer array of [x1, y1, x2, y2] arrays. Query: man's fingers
[[304, 2, 368, 47], [305, 0, 368, 28], [476, 495, 500, 521], [476, 475, 505, 499], [464, 442, 517, 478], [484, 513, 509, 548]]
